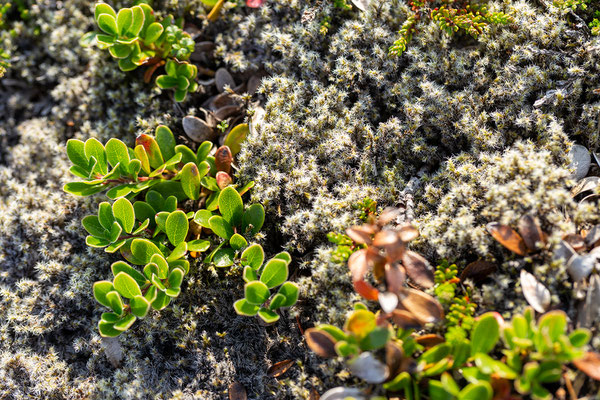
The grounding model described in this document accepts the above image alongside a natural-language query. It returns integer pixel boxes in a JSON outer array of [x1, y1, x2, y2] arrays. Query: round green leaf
[[97, 13, 118, 36], [213, 248, 236, 267], [241, 244, 264, 270], [116, 8, 133, 36], [144, 22, 164, 43], [106, 291, 124, 315], [150, 254, 169, 279], [113, 197, 135, 233], [243, 266, 257, 283], [188, 239, 210, 252], [245, 281, 270, 305], [234, 299, 259, 316], [131, 238, 163, 264], [105, 138, 130, 170], [269, 293, 286, 310], [166, 210, 188, 246], [113, 314, 136, 331], [224, 123, 248, 156], [127, 5, 145, 36], [113, 271, 142, 299], [66, 139, 88, 169], [98, 320, 121, 337], [95, 3, 116, 20], [84, 138, 108, 175], [193, 209, 213, 228], [229, 233, 248, 251], [457, 382, 493, 400], [219, 186, 244, 227], [242, 204, 265, 236], [277, 282, 299, 307], [168, 267, 185, 289], [93, 281, 114, 308], [130, 295, 151, 318], [470, 313, 500, 356], [208, 215, 234, 240], [180, 162, 201, 200], [155, 125, 176, 161], [151, 290, 171, 310], [111, 261, 146, 286], [82, 215, 107, 238], [258, 308, 280, 324], [260, 259, 288, 289], [167, 242, 188, 262]]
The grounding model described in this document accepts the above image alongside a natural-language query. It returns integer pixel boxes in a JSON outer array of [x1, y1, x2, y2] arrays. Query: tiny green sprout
[[234, 248, 298, 324], [217, 120, 229, 134], [81, 3, 198, 102]]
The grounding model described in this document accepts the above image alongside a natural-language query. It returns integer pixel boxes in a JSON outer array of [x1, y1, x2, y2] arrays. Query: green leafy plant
[[64, 125, 274, 336], [234, 247, 299, 323], [389, 0, 512, 57], [81, 3, 197, 101]]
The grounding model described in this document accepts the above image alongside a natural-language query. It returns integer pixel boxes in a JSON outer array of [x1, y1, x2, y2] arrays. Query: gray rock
[[568, 144, 591, 180]]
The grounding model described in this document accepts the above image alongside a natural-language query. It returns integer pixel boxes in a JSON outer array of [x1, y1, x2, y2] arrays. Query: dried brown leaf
[[397, 288, 444, 325], [518, 214, 546, 252], [348, 249, 369, 282], [520, 269, 550, 313], [574, 352, 600, 381], [373, 230, 401, 247], [309, 388, 320, 400], [563, 233, 586, 252], [487, 222, 528, 256], [305, 328, 338, 358], [346, 225, 375, 245], [228, 382, 247, 400], [215, 145, 233, 174], [385, 263, 405, 294], [267, 359, 294, 378], [415, 334, 445, 348], [585, 225, 600, 248], [377, 208, 400, 226], [353, 280, 380, 301], [460, 260, 497, 283], [402, 251, 434, 288], [398, 223, 419, 242], [390, 309, 422, 329], [385, 341, 404, 377]]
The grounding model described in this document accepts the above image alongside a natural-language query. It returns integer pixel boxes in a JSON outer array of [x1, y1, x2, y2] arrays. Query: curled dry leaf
[[415, 334, 445, 348], [520, 269, 550, 313], [571, 176, 600, 197], [397, 288, 444, 325], [402, 250, 434, 288], [309, 388, 320, 400], [216, 171, 233, 190], [487, 222, 528, 256], [554, 240, 578, 263], [267, 359, 295, 378], [391, 309, 422, 329], [585, 225, 600, 247], [228, 382, 247, 400], [348, 352, 389, 383], [518, 214, 545, 252], [305, 328, 337, 358], [573, 352, 600, 381], [346, 225, 374, 244], [460, 260, 497, 283]]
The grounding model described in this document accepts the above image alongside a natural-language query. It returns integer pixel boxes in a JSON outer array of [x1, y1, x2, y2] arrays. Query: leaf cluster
[[81, 3, 198, 101]]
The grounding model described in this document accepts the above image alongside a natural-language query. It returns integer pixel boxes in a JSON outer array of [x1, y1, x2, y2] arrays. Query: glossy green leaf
[[224, 123, 248, 156], [269, 293, 286, 310], [69, 165, 90, 179], [108, 221, 123, 242], [180, 162, 201, 200], [258, 308, 280, 324], [273, 251, 291, 265], [569, 329, 591, 347], [106, 290, 124, 315], [219, 186, 244, 227], [86, 236, 111, 248], [131, 218, 150, 236], [144, 22, 163, 43], [457, 382, 493, 400], [168, 267, 185, 289], [134, 144, 151, 174], [213, 247, 236, 267], [133, 201, 156, 228], [113, 271, 142, 299], [242, 204, 265, 236], [201, 176, 219, 191], [113, 197, 135, 233], [130, 295, 150, 318], [428, 380, 454, 400], [118, 56, 138, 72], [188, 239, 210, 252], [165, 210, 188, 246], [166, 242, 187, 262], [229, 233, 248, 251], [169, 259, 190, 275], [151, 290, 171, 310], [82, 215, 107, 238], [234, 299, 260, 316], [107, 184, 135, 199], [105, 138, 130, 170], [156, 75, 178, 89], [473, 353, 517, 379], [241, 244, 264, 270], [97, 13, 118, 36], [243, 266, 257, 282], [155, 125, 175, 162], [109, 43, 133, 59], [471, 313, 500, 356], [85, 138, 107, 175], [136, 134, 164, 169], [538, 310, 567, 343], [131, 238, 163, 265], [63, 181, 105, 196], [93, 281, 115, 308], [105, 239, 126, 253], [193, 209, 213, 228], [143, 263, 159, 281], [113, 314, 136, 331], [111, 261, 146, 286], [260, 259, 288, 289], [98, 202, 115, 230], [128, 5, 145, 36], [98, 320, 121, 337], [245, 281, 270, 305], [196, 141, 213, 164], [95, 3, 116, 20], [116, 8, 133, 36], [66, 139, 88, 169], [208, 215, 234, 239], [277, 282, 299, 307]]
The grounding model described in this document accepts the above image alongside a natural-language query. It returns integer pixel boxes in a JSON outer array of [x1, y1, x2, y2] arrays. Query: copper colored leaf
[[228, 382, 247, 400], [346, 225, 375, 244], [460, 260, 497, 283], [402, 251, 434, 288], [348, 249, 368, 282], [366, 246, 387, 282], [520, 269, 550, 313], [398, 223, 419, 242], [415, 334, 445, 348], [267, 359, 294, 378], [215, 145, 233, 174], [397, 288, 443, 325], [377, 207, 400, 226], [353, 280, 379, 301], [216, 171, 233, 190], [517, 214, 545, 252], [574, 352, 600, 381], [391, 309, 422, 329], [373, 230, 401, 247], [487, 222, 528, 256], [305, 328, 337, 358], [385, 263, 405, 294], [385, 341, 404, 377]]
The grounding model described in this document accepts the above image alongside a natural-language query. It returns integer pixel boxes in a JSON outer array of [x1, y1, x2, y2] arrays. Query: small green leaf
[[151, 290, 171, 310], [167, 242, 188, 262], [107, 184, 135, 199], [98, 202, 115, 230], [473, 353, 517, 379], [98, 320, 121, 337], [113, 197, 135, 233], [224, 123, 248, 156], [277, 282, 299, 307], [143, 263, 159, 280], [470, 313, 500, 356], [242, 204, 265, 236], [111, 261, 146, 286], [258, 308, 280, 324], [569, 329, 591, 347], [165, 210, 188, 246], [108, 221, 123, 242], [180, 162, 202, 200], [134, 144, 151, 174], [136, 134, 164, 169], [260, 259, 288, 289], [144, 285, 158, 303], [95, 3, 116, 20], [116, 8, 133, 36], [269, 293, 286, 310], [208, 215, 234, 240], [219, 186, 244, 227], [193, 210, 213, 228], [63, 182, 105, 196], [156, 75, 178, 89], [174, 89, 187, 102], [82, 215, 107, 238], [188, 239, 210, 252], [86, 236, 111, 248], [273, 251, 292, 265], [213, 247, 236, 267], [127, 5, 145, 36], [106, 291, 124, 315], [169, 259, 190, 275], [196, 141, 213, 164], [155, 125, 176, 162], [168, 267, 185, 289], [241, 244, 264, 270], [97, 13, 118, 36], [113, 314, 136, 331], [131, 219, 150, 236], [234, 299, 259, 316], [201, 176, 219, 191], [105, 138, 130, 171], [109, 43, 133, 59], [66, 139, 88, 169], [245, 281, 270, 305], [93, 281, 114, 308], [130, 295, 151, 318], [243, 266, 257, 282], [113, 272, 142, 299], [106, 239, 126, 253], [149, 254, 169, 279], [118, 56, 138, 72], [85, 138, 108, 175], [144, 22, 163, 43], [131, 238, 163, 265], [457, 382, 493, 400], [229, 233, 248, 250]]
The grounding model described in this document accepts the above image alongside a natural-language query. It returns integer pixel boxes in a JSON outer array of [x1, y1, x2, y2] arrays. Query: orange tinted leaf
[[345, 309, 376, 338], [354, 280, 379, 301], [385, 341, 405, 377], [415, 334, 445, 348], [486, 222, 528, 256], [398, 223, 419, 242], [346, 225, 374, 244], [518, 214, 545, 252], [397, 288, 444, 325], [574, 352, 600, 381], [215, 145, 233, 174], [267, 359, 295, 378], [563, 233, 586, 252], [385, 263, 405, 294], [377, 208, 400, 226], [348, 249, 369, 282], [309, 388, 320, 400], [391, 309, 422, 329]]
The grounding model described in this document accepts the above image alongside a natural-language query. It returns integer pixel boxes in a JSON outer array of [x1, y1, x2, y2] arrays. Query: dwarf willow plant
[[81, 3, 198, 101], [63, 125, 285, 336]]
